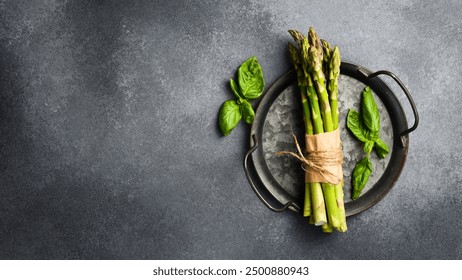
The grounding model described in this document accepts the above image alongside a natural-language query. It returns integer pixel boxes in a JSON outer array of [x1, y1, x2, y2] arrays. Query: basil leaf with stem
[[218, 100, 242, 136], [363, 140, 375, 154], [240, 99, 255, 124], [237, 56, 265, 99], [347, 109, 379, 142], [361, 86, 380, 133], [351, 156, 373, 200], [374, 138, 390, 159], [366, 130, 379, 142], [347, 109, 368, 142], [230, 79, 242, 99]]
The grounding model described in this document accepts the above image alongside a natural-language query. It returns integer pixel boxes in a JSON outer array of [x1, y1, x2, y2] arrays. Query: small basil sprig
[[218, 57, 265, 136], [347, 86, 389, 158], [347, 86, 390, 200]]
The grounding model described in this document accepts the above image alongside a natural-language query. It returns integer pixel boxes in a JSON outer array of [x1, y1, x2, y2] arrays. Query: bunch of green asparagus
[[287, 27, 347, 232]]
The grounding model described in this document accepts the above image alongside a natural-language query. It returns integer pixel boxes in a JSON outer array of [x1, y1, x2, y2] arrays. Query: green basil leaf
[[374, 138, 390, 159], [351, 156, 373, 200], [361, 86, 380, 132], [364, 140, 374, 154], [347, 109, 368, 142], [347, 108, 379, 143], [218, 100, 242, 136], [230, 79, 242, 99], [240, 99, 255, 124], [366, 130, 379, 142], [237, 56, 265, 99]]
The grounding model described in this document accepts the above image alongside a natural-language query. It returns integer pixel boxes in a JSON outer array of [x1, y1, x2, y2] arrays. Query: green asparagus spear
[[288, 43, 312, 217], [288, 29, 305, 50], [321, 39, 332, 78], [301, 37, 324, 134], [328, 46, 341, 131]]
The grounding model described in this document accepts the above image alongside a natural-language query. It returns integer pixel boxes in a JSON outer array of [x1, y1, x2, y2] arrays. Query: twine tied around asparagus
[[276, 133, 343, 185]]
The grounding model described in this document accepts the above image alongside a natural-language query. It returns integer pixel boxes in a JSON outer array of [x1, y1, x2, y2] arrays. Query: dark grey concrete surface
[[0, 0, 461, 259]]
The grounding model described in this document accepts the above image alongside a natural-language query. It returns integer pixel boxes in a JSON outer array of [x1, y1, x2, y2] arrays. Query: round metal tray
[[244, 62, 419, 216]]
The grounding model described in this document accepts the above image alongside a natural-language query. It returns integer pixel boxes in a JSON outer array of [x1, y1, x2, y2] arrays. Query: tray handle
[[244, 134, 295, 212], [366, 70, 419, 146]]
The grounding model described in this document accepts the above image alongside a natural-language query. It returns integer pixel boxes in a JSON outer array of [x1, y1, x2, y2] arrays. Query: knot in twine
[[276, 131, 343, 185]]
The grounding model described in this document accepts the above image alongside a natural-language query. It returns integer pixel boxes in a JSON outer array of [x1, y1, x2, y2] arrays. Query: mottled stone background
[[0, 0, 460, 259]]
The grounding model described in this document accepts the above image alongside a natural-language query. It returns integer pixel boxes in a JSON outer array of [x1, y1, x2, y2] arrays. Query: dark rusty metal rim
[[243, 61, 419, 216]]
